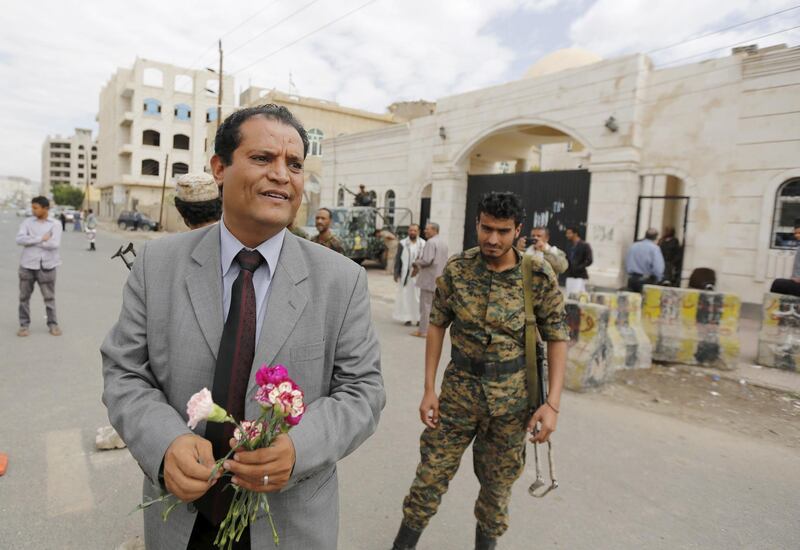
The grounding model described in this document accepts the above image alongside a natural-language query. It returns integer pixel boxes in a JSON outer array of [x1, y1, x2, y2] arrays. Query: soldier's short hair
[[477, 192, 525, 226], [317, 207, 333, 218]]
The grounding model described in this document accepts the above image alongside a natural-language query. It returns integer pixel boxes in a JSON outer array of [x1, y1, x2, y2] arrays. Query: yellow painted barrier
[[757, 292, 800, 371], [641, 285, 740, 369]]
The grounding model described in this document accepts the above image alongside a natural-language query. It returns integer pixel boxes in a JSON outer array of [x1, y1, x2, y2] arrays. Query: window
[[173, 134, 190, 150], [78, 164, 84, 169], [142, 129, 161, 147], [78, 173, 84, 179], [772, 179, 800, 249], [206, 107, 218, 123], [174, 74, 193, 94], [174, 103, 191, 121], [143, 98, 162, 115], [308, 128, 323, 156], [172, 162, 189, 177], [143, 67, 164, 87], [141, 158, 159, 176], [337, 188, 345, 207], [78, 153, 84, 159], [385, 189, 396, 226], [78, 145, 85, 150], [205, 79, 218, 96]]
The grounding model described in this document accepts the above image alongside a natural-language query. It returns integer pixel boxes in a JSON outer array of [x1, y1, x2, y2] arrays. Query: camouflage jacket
[[311, 232, 345, 254], [430, 247, 569, 414]]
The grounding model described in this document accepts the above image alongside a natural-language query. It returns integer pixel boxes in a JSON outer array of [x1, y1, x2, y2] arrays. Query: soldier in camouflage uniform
[[392, 192, 569, 550], [311, 207, 345, 253]]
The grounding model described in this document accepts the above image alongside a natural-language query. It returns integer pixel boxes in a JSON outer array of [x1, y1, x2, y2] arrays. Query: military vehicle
[[328, 206, 412, 267]]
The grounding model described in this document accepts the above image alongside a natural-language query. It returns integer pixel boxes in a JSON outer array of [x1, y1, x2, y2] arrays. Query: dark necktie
[[198, 248, 264, 525]]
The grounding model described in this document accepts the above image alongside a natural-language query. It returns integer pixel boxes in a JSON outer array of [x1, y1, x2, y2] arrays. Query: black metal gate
[[463, 169, 591, 252]]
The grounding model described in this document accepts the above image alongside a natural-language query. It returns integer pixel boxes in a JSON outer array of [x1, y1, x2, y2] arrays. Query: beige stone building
[[322, 44, 800, 304], [40, 128, 97, 198], [235, 87, 433, 225], [96, 58, 233, 221], [0, 175, 37, 205]]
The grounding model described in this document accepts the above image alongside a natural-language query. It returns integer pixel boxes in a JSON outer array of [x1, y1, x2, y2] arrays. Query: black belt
[[451, 348, 525, 378]]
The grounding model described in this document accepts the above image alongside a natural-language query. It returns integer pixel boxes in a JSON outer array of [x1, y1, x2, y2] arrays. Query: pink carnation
[[255, 364, 289, 387], [186, 388, 228, 429], [267, 381, 305, 420], [234, 420, 264, 444]]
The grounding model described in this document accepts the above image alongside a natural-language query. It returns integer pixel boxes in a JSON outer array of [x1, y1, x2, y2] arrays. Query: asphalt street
[[0, 210, 798, 549]]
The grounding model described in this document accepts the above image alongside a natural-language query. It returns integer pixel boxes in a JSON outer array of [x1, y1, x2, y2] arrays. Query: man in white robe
[[393, 224, 425, 325]]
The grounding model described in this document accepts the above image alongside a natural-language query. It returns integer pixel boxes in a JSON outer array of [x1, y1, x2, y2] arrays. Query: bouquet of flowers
[[138, 364, 304, 548]]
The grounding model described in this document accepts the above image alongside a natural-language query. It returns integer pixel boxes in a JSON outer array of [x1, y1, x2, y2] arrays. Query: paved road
[[0, 211, 798, 549]]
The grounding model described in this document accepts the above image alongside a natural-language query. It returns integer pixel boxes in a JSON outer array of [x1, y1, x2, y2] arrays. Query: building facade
[[40, 128, 97, 197], [0, 175, 37, 205], [322, 45, 800, 304], [96, 58, 233, 221]]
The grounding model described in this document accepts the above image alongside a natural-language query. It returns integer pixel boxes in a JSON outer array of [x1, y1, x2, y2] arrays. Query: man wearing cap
[[174, 173, 222, 230]]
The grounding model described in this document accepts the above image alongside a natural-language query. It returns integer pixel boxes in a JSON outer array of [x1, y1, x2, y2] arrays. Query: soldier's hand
[[516, 237, 526, 251], [527, 404, 558, 443], [419, 390, 440, 429]]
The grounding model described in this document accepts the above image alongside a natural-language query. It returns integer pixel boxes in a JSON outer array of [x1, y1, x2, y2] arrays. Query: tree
[[52, 184, 84, 208]]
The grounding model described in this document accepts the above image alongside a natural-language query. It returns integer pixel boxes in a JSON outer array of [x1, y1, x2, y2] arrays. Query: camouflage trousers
[[402, 365, 529, 538]]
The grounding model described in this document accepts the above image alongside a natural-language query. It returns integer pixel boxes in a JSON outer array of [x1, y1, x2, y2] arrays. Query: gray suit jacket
[[414, 235, 449, 292], [101, 225, 385, 549]]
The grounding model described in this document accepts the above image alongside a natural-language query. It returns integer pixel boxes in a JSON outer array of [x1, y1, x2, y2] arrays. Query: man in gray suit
[[411, 222, 449, 338], [102, 105, 385, 549]]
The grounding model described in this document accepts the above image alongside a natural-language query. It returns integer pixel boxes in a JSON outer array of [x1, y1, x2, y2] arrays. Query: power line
[[232, 0, 382, 75], [185, 0, 283, 70], [646, 3, 800, 55], [659, 24, 800, 67], [227, 0, 324, 58]]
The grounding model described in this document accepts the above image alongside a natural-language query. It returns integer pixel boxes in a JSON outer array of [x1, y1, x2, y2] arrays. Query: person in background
[[311, 207, 344, 253], [411, 222, 448, 338], [625, 228, 665, 293], [564, 226, 593, 294], [658, 227, 682, 286], [770, 219, 800, 297], [15, 196, 62, 337], [393, 223, 425, 326], [58, 211, 66, 231], [353, 184, 374, 207], [174, 173, 222, 230], [73, 210, 82, 232], [85, 208, 98, 251], [288, 222, 308, 239], [517, 226, 568, 275]]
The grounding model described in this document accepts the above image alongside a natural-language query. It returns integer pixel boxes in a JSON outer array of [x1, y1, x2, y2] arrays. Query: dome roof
[[524, 48, 602, 79]]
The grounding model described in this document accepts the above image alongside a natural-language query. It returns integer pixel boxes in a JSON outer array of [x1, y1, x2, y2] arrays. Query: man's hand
[[534, 238, 546, 252], [411, 264, 419, 277], [419, 390, 440, 429], [516, 237, 527, 251], [163, 434, 219, 502], [41, 232, 51, 242], [527, 403, 558, 443], [224, 433, 296, 493]]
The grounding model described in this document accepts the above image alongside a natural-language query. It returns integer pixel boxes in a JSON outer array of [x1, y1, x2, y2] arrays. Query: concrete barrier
[[564, 300, 613, 391], [641, 285, 740, 369], [757, 292, 800, 371], [590, 291, 652, 370]]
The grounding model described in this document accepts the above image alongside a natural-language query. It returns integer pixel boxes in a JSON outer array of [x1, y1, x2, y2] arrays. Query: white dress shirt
[[16, 216, 62, 270], [219, 219, 286, 342]]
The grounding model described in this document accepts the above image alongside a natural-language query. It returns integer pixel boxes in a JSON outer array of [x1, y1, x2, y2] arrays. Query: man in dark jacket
[[564, 226, 592, 294]]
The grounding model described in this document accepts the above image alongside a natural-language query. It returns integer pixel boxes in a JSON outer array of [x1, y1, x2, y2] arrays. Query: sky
[[1, 0, 799, 182]]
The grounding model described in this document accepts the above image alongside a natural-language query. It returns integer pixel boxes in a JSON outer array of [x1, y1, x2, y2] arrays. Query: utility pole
[[217, 39, 223, 132], [158, 153, 169, 231]]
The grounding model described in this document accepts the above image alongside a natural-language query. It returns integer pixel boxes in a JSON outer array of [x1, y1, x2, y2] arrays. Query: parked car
[[63, 209, 77, 223], [117, 211, 159, 231]]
